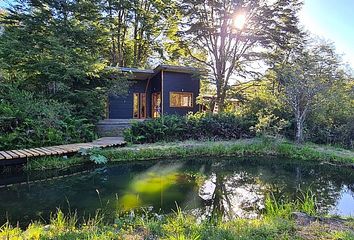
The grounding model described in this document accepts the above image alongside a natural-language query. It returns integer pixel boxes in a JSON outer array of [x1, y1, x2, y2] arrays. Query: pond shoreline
[[25, 137, 354, 171], [1, 140, 354, 239], [2, 204, 354, 239]]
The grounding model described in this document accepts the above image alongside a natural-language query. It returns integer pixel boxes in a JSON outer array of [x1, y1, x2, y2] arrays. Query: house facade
[[107, 65, 200, 119]]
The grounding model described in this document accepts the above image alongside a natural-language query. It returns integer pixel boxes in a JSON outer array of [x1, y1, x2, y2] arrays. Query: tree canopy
[[177, 0, 303, 111], [0, 0, 353, 149]]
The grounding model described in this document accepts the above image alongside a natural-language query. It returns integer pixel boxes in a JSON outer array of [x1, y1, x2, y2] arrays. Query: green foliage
[[236, 73, 353, 148], [79, 147, 108, 165], [0, 0, 351, 151], [50, 209, 78, 232], [124, 113, 255, 144], [0, 84, 96, 150], [23, 138, 354, 171], [306, 80, 354, 148], [251, 111, 290, 137], [264, 189, 317, 219], [89, 154, 108, 165], [0, 0, 108, 91], [2, 199, 353, 240], [0, 1, 133, 150], [178, 0, 303, 111], [276, 42, 345, 144], [25, 156, 84, 171], [235, 78, 295, 138]]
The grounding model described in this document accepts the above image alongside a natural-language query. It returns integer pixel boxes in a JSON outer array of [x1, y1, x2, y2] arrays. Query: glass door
[[152, 92, 161, 118], [133, 93, 147, 119], [140, 93, 146, 119]]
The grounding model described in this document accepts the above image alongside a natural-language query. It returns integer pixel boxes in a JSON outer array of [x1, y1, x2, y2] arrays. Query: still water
[[0, 157, 353, 226]]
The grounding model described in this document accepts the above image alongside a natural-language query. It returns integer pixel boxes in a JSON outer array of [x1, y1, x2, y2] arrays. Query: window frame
[[169, 92, 194, 108], [133, 93, 140, 119]]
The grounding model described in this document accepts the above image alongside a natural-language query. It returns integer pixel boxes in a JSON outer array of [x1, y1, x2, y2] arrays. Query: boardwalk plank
[[54, 145, 71, 152], [54, 146, 73, 153], [6, 151, 20, 158], [42, 147, 59, 155], [21, 149, 39, 157], [48, 147, 67, 154], [1, 151, 13, 159], [52, 148, 69, 154], [17, 149, 33, 157], [33, 148, 52, 155], [0, 152, 8, 160], [0, 151, 14, 159], [43, 147, 61, 155], [0, 137, 125, 166], [10, 150, 27, 158], [28, 149, 46, 156], [38, 148, 54, 155]]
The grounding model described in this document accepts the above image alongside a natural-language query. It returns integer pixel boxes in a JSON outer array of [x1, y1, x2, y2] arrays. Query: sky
[[1, 0, 354, 67], [299, 0, 354, 67]]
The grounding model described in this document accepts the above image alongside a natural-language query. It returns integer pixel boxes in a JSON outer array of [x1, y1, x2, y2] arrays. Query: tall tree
[[103, 0, 180, 68], [0, 0, 134, 122], [178, 0, 302, 112], [0, 0, 107, 94], [276, 43, 344, 144]]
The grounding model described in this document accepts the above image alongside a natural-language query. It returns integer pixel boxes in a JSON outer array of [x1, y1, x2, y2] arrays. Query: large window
[[170, 92, 193, 108]]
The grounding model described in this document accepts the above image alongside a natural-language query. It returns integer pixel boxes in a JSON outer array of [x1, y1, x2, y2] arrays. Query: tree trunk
[[215, 75, 226, 113], [216, 97, 225, 113], [295, 114, 304, 144], [108, 0, 117, 66]]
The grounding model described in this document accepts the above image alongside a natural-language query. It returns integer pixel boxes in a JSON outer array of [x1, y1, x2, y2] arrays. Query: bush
[[124, 112, 255, 144], [0, 84, 96, 150], [306, 113, 354, 149]]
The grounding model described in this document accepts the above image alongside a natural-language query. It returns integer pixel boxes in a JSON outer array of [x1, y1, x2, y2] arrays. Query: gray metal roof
[[154, 65, 200, 74], [117, 64, 201, 80], [119, 67, 154, 74]]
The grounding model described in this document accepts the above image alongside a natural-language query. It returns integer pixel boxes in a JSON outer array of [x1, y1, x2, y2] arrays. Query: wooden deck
[[0, 137, 126, 166]]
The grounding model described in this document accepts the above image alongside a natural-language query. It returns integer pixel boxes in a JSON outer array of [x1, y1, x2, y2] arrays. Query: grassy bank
[[103, 138, 354, 163], [1, 195, 353, 240], [25, 138, 354, 171]]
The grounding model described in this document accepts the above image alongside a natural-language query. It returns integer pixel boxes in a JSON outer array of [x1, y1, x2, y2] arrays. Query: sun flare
[[234, 13, 247, 30]]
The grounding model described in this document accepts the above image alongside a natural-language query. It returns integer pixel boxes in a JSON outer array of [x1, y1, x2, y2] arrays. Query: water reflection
[[115, 159, 354, 220], [0, 157, 353, 226], [117, 163, 185, 211]]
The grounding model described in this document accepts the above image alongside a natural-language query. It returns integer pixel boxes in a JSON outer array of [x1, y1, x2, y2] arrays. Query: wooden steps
[[0, 137, 126, 166], [96, 119, 144, 137]]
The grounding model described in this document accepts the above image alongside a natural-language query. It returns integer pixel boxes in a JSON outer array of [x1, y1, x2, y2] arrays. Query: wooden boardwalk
[[0, 137, 125, 166]]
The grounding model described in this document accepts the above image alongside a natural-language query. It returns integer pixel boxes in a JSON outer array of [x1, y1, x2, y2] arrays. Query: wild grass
[[264, 189, 317, 219], [101, 137, 353, 164], [1, 196, 353, 240], [24, 137, 354, 171], [25, 155, 85, 171]]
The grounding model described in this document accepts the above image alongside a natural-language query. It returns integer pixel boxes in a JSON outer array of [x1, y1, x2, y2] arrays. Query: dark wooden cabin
[[107, 65, 201, 119]]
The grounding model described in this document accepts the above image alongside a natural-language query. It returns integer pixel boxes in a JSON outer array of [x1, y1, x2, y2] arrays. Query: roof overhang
[[119, 67, 154, 80], [154, 65, 200, 74], [117, 65, 202, 80]]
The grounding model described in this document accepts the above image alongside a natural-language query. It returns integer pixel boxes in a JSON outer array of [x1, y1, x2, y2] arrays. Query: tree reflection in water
[[196, 172, 265, 221], [184, 159, 354, 220], [116, 159, 354, 219], [1, 157, 353, 227]]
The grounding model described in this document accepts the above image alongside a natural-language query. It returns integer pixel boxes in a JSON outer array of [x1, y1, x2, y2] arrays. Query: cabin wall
[[108, 80, 151, 119], [162, 71, 200, 115], [150, 72, 162, 93], [108, 70, 200, 119]]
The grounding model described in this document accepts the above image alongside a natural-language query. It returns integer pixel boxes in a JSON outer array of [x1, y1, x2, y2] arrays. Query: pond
[[0, 157, 353, 227]]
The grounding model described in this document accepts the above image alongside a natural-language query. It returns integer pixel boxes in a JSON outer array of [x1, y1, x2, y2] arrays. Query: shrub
[[306, 114, 354, 149], [0, 84, 96, 150], [124, 112, 255, 144]]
